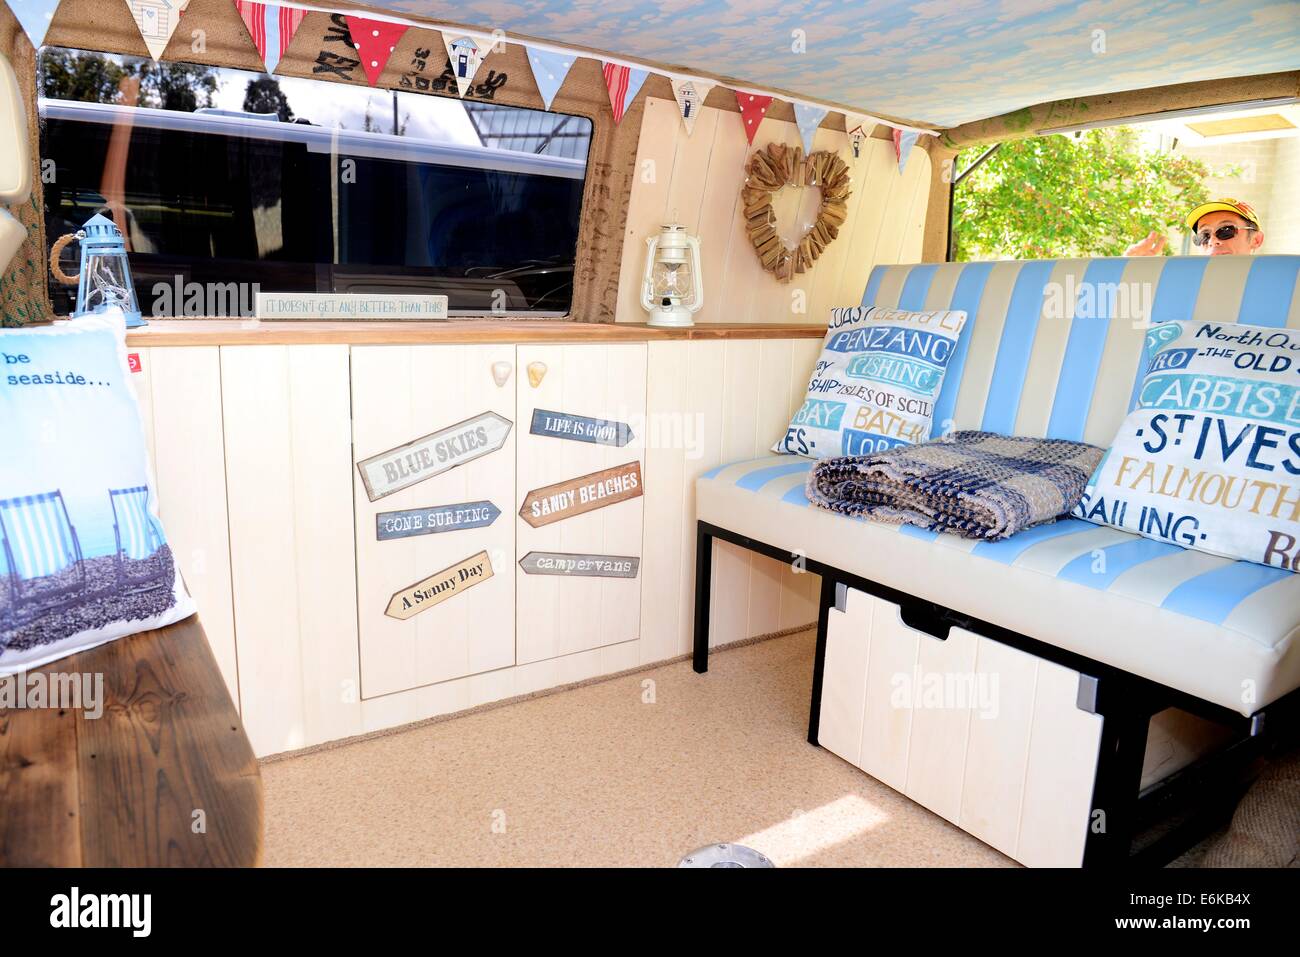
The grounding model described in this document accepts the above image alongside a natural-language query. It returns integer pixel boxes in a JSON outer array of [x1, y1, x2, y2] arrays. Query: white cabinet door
[[352, 345, 517, 699], [515, 344, 647, 663]]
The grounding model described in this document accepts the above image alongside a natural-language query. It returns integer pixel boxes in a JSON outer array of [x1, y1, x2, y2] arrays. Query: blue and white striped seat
[[698, 256, 1300, 716]]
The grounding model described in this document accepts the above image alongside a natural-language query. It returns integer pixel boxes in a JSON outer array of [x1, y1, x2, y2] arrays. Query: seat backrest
[[862, 256, 1300, 446], [0, 492, 76, 580]]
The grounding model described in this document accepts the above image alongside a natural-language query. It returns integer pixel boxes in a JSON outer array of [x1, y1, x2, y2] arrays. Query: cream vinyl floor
[[260, 629, 1015, 867]]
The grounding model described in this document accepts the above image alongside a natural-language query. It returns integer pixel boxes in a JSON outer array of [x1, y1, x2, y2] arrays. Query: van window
[[39, 47, 593, 317], [952, 102, 1300, 260]]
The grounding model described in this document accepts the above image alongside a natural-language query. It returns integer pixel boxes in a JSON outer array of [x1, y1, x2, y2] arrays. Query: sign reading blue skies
[[0, 323, 150, 563], [388, 0, 1300, 127], [530, 408, 634, 447]]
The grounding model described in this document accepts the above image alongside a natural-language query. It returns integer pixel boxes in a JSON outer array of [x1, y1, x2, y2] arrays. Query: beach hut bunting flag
[[671, 78, 715, 135], [234, 1, 305, 75], [443, 33, 496, 97], [347, 16, 408, 86], [526, 47, 576, 110], [603, 63, 648, 124], [845, 116, 870, 160], [794, 103, 828, 154], [125, 0, 191, 61], [735, 92, 772, 145], [8, 0, 61, 49], [893, 127, 920, 173]]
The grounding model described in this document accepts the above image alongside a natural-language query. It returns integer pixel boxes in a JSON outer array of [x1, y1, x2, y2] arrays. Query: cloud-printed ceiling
[[386, 0, 1300, 128]]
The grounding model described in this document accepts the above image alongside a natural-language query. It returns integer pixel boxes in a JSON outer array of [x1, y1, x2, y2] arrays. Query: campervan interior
[[1, 0, 1298, 903]]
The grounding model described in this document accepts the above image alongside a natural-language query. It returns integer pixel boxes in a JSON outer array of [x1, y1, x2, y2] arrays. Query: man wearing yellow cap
[[1124, 198, 1265, 256]]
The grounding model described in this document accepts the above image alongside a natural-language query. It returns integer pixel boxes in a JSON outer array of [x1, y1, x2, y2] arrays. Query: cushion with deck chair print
[[0, 310, 194, 673]]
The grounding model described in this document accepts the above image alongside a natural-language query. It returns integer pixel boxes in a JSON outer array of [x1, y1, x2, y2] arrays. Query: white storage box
[[818, 584, 1105, 867]]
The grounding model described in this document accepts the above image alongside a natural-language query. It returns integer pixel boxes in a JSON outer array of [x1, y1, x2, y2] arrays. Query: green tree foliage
[[41, 49, 217, 112], [952, 128, 1214, 260], [243, 77, 295, 121]]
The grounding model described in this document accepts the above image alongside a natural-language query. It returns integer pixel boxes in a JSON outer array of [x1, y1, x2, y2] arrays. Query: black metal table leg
[[693, 522, 713, 673]]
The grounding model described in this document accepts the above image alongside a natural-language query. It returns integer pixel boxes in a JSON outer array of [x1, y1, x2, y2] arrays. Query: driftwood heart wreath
[[743, 143, 852, 283]]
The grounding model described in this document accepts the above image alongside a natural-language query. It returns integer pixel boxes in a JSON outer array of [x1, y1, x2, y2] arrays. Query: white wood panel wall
[[220, 345, 361, 756], [641, 337, 823, 663], [127, 345, 239, 705], [515, 344, 647, 664], [617, 99, 931, 326], [351, 345, 518, 699]]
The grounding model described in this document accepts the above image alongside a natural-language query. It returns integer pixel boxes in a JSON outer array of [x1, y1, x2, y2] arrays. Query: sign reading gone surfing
[[519, 461, 643, 528], [385, 550, 493, 620], [357, 412, 512, 502]]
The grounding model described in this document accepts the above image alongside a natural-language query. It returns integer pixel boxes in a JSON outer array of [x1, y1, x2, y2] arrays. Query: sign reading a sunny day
[[384, 550, 494, 620], [529, 409, 635, 447], [519, 551, 640, 578], [519, 461, 643, 528], [376, 501, 502, 541], [357, 412, 512, 502]]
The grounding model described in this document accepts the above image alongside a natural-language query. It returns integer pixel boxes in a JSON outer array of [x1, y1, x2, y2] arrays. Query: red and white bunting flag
[[603, 62, 649, 124], [234, 1, 305, 75], [346, 15, 408, 86], [735, 92, 772, 145], [893, 126, 920, 173]]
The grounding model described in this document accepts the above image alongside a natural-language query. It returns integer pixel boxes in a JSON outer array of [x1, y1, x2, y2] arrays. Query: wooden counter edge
[[123, 319, 827, 346]]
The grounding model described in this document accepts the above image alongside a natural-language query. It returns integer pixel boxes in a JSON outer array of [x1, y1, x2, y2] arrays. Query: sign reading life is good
[[530, 409, 635, 447], [385, 550, 493, 620], [519, 461, 643, 528], [376, 501, 501, 541], [357, 412, 512, 502], [519, 551, 640, 578]]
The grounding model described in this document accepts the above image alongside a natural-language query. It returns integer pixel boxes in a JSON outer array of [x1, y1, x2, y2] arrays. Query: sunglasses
[[1193, 223, 1257, 246]]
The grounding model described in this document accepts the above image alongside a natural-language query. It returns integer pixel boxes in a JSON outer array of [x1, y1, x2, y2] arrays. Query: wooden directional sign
[[530, 409, 635, 447], [519, 461, 643, 528], [376, 501, 501, 541], [519, 551, 640, 578], [385, 550, 493, 620], [357, 411, 512, 502]]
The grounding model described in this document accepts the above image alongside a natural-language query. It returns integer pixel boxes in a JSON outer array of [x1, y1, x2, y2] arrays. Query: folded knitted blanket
[[805, 431, 1105, 541]]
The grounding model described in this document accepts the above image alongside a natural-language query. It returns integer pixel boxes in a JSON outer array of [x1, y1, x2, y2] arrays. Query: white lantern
[[641, 224, 703, 327]]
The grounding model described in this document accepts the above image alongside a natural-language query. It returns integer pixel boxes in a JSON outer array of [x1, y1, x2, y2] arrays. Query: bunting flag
[[793, 103, 828, 154], [443, 32, 495, 97], [526, 47, 576, 110], [8, 0, 61, 49], [845, 117, 871, 160], [670, 78, 715, 135], [893, 126, 920, 173], [735, 92, 772, 146], [347, 16, 408, 86], [234, 1, 305, 75], [124, 0, 191, 61], [603, 62, 648, 124]]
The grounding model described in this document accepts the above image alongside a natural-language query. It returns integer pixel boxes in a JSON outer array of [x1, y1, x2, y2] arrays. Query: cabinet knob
[[491, 361, 513, 388], [526, 361, 547, 389]]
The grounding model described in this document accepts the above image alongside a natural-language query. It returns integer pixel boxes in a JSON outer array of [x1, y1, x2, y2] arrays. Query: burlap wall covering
[[0, 0, 704, 323]]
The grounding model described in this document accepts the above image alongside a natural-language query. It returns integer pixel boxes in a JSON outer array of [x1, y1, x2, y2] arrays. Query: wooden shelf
[[122, 319, 826, 347], [0, 615, 263, 867]]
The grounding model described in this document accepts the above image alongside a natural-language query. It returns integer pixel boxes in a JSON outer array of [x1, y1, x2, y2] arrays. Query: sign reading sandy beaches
[[518, 461, 642, 528]]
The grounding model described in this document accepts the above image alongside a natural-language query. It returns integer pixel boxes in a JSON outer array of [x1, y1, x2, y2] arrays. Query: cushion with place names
[[1076, 320, 1300, 571], [774, 305, 968, 459]]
